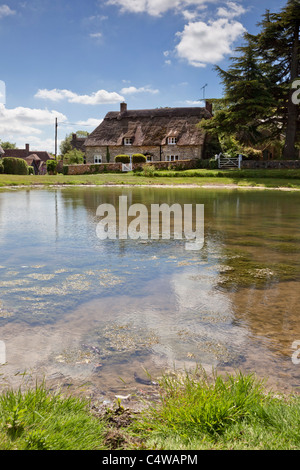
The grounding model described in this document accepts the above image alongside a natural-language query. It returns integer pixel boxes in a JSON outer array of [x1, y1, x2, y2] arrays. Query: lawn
[[0, 168, 300, 189]]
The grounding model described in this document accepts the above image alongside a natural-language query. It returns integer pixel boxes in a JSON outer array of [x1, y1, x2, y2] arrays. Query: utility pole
[[55, 118, 58, 161]]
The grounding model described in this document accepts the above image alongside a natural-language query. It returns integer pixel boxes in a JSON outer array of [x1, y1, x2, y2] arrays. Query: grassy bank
[[1, 370, 300, 450], [0, 168, 300, 189]]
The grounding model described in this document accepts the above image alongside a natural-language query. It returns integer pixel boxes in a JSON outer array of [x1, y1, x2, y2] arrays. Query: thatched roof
[[85, 105, 211, 147], [26, 154, 42, 165]]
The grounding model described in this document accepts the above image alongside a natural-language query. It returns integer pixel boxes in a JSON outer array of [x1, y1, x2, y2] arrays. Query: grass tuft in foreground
[[0, 383, 107, 450], [129, 369, 300, 450], [2, 370, 300, 450]]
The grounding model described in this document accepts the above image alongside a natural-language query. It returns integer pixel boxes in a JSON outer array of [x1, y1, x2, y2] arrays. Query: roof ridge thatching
[[85, 105, 210, 148]]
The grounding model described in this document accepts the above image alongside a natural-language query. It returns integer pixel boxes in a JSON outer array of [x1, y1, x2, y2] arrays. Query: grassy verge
[[0, 169, 300, 189], [1, 370, 300, 450]]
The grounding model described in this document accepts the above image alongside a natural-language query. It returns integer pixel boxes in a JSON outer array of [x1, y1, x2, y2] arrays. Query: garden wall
[[242, 160, 300, 169], [62, 159, 197, 175]]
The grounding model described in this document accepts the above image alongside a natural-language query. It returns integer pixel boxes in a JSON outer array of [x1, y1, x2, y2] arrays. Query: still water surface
[[0, 187, 300, 398]]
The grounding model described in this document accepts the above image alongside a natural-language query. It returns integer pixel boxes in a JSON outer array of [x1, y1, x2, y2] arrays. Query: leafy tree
[[63, 149, 84, 164], [59, 131, 89, 156], [0, 141, 16, 150]]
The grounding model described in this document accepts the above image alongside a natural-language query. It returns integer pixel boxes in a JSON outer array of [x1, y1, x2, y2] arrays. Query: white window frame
[[124, 138, 132, 146], [167, 137, 177, 145], [146, 156, 152, 162], [94, 155, 102, 164], [166, 155, 179, 162]]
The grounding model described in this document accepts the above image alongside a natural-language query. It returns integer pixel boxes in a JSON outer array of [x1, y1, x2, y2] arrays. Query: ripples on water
[[0, 187, 300, 396]]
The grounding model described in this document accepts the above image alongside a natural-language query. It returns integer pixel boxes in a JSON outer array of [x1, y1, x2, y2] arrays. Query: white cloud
[[175, 17, 245, 67], [0, 4, 16, 18], [217, 1, 246, 19], [0, 104, 67, 136], [89, 32, 102, 38], [120, 85, 159, 95], [76, 118, 103, 128], [106, 0, 219, 17], [35, 88, 125, 105]]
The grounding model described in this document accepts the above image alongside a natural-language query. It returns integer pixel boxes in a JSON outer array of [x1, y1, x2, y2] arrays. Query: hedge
[[0, 162, 3, 174], [2, 157, 29, 175], [132, 154, 147, 163], [115, 155, 130, 163], [47, 159, 58, 175]]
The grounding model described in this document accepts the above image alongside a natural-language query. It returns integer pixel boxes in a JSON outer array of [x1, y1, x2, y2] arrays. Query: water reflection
[[0, 187, 300, 394]]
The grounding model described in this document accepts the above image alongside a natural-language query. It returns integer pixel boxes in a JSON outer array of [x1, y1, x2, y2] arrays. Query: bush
[[28, 166, 34, 175], [2, 157, 29, 175], [142, 164, 157, 177], [241, 147, 263, 161], [63, 149, 84, 165], [63, 165, 69, 175], [0, 162, 3, 174], [132, 154, 147, 163], [115, 155, 130, 163], [46, 160, 58, 175], [209, 158, 218, 169]]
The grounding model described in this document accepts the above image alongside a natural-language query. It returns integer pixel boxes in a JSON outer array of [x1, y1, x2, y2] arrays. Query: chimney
[[120, 102, 127, 113], [25, 144, 30, 153], [205, 101, 213, 115]]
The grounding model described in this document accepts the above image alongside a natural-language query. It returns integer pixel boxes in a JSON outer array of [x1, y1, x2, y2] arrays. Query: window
[[94, 155, 102, 164], [167, 137, 177, 145], [166, 155, 179, 162], [146, 156, 152, 162], [124, 138, 132, 146]]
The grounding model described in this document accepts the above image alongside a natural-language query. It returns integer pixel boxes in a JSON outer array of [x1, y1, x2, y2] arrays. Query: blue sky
[[0, 0, 288, 152]]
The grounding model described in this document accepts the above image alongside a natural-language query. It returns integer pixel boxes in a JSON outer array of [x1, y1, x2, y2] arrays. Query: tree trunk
[[283, 21, 299, 160]]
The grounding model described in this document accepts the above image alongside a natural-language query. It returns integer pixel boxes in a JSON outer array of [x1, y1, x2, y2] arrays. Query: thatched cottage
[[84, 102, 213, 164], [1, 143, 54, 174]]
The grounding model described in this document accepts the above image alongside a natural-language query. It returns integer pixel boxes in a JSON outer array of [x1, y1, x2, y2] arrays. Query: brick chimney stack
[[205, 101, 213, 115], [120, 102, 127, 113], [25, 144, 30, 153]]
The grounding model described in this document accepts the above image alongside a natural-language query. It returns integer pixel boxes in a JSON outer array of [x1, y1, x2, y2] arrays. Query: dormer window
[[124, 138, 132, 146], [167, 137, 177, 145]]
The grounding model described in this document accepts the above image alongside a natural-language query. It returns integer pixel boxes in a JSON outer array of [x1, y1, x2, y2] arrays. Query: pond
[[0, 186, 300, 400]]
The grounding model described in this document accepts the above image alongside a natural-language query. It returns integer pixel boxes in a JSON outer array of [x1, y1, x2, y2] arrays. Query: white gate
[[122, 163, 133, 172], [217, 153, 242, 169]]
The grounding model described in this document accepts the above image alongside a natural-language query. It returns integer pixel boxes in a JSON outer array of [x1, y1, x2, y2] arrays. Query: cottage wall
[[86, 145, 203, 164]]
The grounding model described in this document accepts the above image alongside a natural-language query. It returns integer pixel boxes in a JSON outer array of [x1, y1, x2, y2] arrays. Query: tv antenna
[[200, 84, 208, 101]]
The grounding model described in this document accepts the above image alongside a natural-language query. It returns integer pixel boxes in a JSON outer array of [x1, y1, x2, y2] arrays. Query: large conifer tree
[[201, 0, 299, 159]]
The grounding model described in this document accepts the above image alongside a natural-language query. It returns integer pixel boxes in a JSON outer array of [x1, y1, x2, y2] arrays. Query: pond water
[[0, 186, 300, 400]]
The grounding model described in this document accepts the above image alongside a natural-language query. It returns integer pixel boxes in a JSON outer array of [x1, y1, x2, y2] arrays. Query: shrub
[[209, 158, 218, 169], [63, 165, 69, 175], [241, 147, 263, 161], [132, 154, 146, 163], [46, 160, 58, 175], [142, 164, 157, 177], [115, 155, 130, 163], [0, 162, 3, 174], [63, 149, 85, 165], [2, 157, 29, 175], [28, 166, 34, 175]]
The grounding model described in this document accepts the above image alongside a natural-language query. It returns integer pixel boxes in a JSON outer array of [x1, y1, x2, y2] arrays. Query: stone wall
[[242, 160, 300, 169], [65, 162, 122, 175], [63, 159, 197, 175], [85, 145, 203, 164]]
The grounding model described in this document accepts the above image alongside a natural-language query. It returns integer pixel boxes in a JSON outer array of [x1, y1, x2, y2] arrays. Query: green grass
[[129, 369, 300, 450], [0, 384, 107, 450], [1, 169, 300, 189], [1, 371, 300, 450]]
